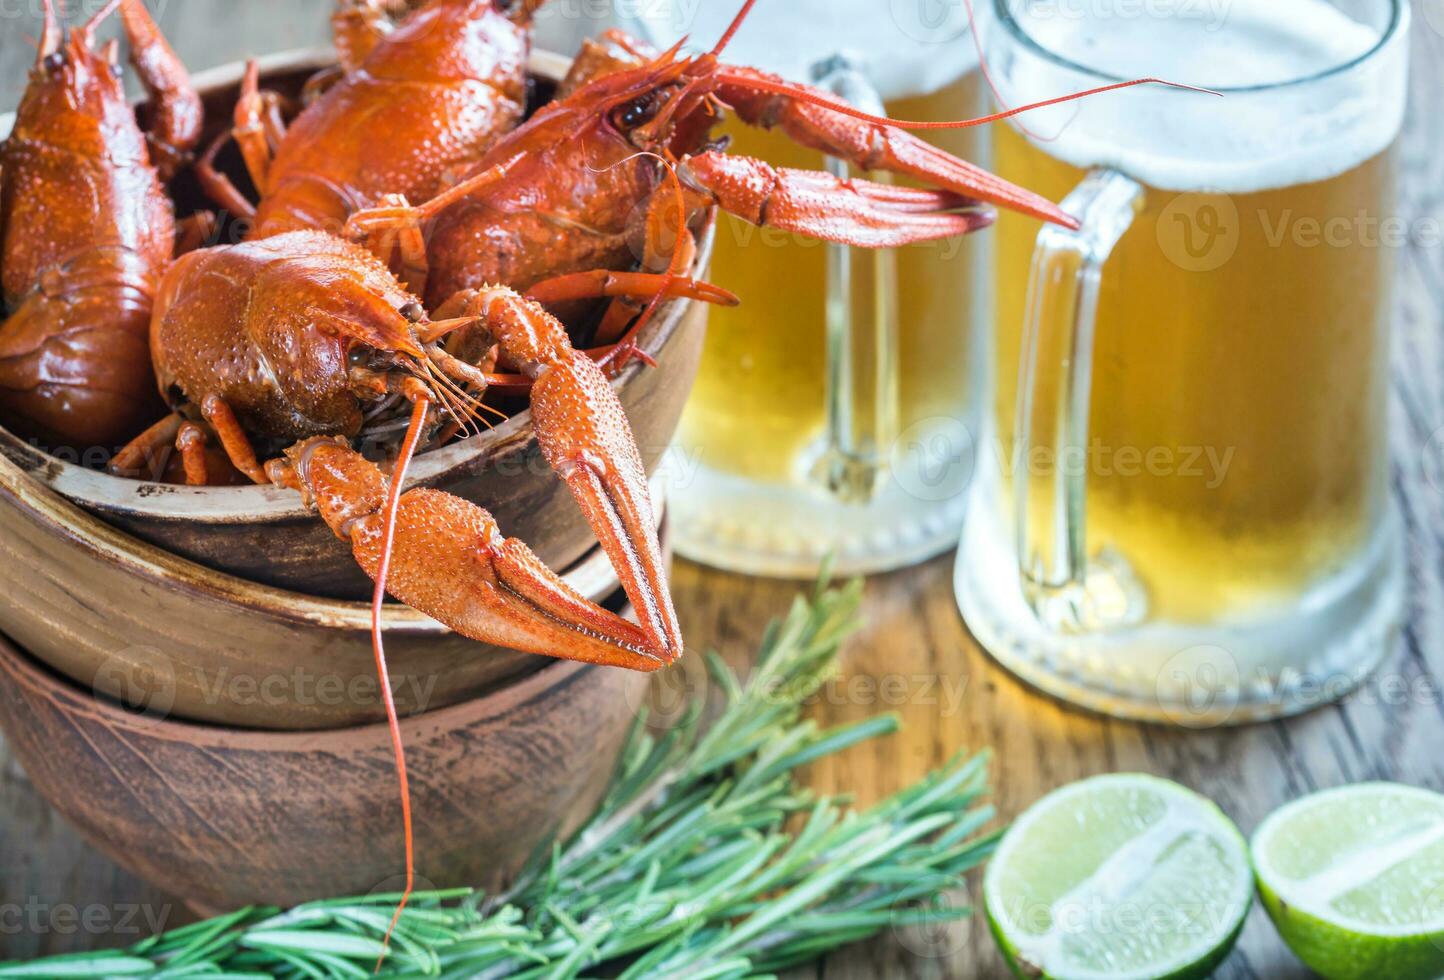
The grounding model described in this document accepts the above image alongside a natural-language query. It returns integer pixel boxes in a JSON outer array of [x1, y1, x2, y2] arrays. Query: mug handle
[[808, 55, 900, 504], [1014, 168, 1145, 632]]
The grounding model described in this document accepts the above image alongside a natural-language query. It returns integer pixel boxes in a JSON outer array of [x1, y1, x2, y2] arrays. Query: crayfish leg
[[231, 60, 286, 196], [593, 184, 705, 354], [175, 421, 209, 486], [678, 151, 992, 248], [110, 412, 183, 480], [342, 153, 526, 297], [524, 268, 737, 311], [201, 394, 269, 484], [195, 129, 258, 221], [119, 0, 203, 181]]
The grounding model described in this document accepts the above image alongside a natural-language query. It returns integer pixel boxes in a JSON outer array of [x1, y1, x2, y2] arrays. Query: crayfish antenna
[[36, 0, 60, 66], [369, 393, 430, 971], [709, 0, 759, 56], [76, 0, 124, 43], [714, 66, 1215, 229]]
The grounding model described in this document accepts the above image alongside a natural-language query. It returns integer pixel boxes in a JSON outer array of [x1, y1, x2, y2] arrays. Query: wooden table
[[2, 2, 1443, 975]]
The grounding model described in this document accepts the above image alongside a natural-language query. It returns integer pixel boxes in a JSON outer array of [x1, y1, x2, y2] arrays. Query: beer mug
[[651, 2, 991, 577], [957, 0, 1410, 723]]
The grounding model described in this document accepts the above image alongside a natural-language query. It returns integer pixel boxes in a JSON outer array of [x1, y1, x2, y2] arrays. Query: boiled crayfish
[[198, 0, 546, 240], [0, 0, 199, 450], [340, 2, 1081, 368], [117, 228, 682, 665]]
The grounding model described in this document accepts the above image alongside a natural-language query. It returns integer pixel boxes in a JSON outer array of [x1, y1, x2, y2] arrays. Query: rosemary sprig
[[0, 579, 997, 979]]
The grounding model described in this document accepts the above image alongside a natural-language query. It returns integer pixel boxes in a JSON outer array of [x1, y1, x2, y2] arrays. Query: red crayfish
[[0, 0, 199, 450]]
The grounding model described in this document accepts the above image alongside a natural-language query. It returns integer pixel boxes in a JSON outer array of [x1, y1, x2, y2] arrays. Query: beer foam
[[991, 0, 1409, 193], [538, 1, 980, 102]]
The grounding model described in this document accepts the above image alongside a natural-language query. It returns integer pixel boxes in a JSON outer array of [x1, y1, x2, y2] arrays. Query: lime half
[[1252, 782, 1444, 980], [984, 774, 1252, 980]]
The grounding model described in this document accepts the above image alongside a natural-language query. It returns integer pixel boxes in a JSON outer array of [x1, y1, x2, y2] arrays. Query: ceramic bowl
[[0, 443, 666, 729], [0, 627, 649, 909]]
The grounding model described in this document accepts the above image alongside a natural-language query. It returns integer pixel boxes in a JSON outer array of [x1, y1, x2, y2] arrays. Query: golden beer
[[992, 126, 1396, 622], [677, 71, 988, 483], [956, 0, 1409, 723]]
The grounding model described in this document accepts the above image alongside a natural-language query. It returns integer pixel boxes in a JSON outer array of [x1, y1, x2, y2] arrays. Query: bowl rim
[[0, 45, 713, 526], [0, 623, 597, 745], [0, 440, 665, 635]]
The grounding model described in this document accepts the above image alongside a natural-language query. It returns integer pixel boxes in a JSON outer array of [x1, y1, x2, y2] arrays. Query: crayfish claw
[[290, 439, 669, 670], [529, 349, 681, 663]]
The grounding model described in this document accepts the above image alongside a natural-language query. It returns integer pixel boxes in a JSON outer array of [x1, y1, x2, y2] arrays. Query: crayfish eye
[[42, 52, 64, 73], [399, 302, 425, 323], [614, 97, 657, 130]]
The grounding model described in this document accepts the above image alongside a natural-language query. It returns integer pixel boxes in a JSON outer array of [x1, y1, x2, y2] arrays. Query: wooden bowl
[[0, 48, 711, 601], [0, 627, 650, 910], [0, 445, 665, 730]]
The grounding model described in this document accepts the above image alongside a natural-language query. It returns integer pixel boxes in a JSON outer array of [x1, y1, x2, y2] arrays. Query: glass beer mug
[[956, 0, 1410, 723], [640, 2, 991, 577]]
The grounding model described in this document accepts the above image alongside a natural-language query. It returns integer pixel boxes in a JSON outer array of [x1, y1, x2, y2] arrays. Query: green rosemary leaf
[[241, 930, 385, 959], [0, 953, 160, 977]]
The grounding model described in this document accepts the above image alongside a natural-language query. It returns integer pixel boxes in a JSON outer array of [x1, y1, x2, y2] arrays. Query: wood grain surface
[[2, 2, 1443, 976]]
